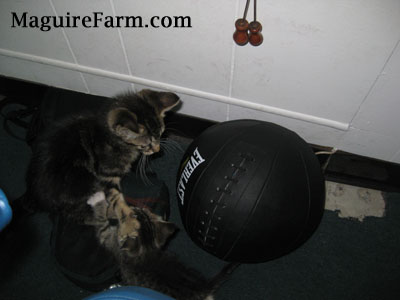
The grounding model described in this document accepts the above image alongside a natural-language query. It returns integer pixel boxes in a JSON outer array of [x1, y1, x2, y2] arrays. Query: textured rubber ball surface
[[177, 120, 325, 263]]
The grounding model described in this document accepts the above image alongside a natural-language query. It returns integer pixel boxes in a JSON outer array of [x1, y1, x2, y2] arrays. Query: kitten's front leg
[[85, 191, 107, 226], [106, 188, 141, 246]]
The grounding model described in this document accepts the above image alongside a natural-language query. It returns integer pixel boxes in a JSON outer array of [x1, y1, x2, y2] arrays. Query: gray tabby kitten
[[27, 89, 179, 244]]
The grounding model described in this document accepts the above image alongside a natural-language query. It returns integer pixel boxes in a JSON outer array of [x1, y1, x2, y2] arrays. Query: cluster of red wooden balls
[[233, 18, 263, 47]]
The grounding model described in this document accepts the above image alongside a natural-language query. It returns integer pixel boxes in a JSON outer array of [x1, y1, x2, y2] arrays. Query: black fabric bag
[[2, 86, 170, 291], [50, 215, 120, 291]]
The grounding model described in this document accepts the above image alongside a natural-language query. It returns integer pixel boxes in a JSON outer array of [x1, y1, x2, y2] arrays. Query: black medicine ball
[[177, 120, 325, 263]]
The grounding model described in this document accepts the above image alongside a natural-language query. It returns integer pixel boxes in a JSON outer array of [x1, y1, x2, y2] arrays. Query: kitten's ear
[[139, 89, 180, 117], [107, 108, 140, 142], [154, 220, 178, 248]]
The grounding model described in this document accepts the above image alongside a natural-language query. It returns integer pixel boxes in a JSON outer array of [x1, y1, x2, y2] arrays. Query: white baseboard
[[0, 48, 349, 131]]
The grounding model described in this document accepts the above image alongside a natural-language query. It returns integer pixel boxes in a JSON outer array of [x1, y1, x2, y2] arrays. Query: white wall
[[0, 0, 399, 163]]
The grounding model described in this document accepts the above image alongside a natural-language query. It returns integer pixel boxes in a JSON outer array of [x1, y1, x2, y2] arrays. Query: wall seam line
[[348, 37, 400, 127], [109, 0, 135, 91], [227, 0, 241, 122], [48, 0, 90, 93]]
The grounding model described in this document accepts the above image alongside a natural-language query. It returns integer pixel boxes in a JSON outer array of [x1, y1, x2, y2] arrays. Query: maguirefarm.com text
[[11, 12, 192, 31]]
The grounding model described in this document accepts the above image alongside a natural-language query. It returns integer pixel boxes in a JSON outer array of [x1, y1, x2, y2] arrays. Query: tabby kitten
[[87, 190, 234, 300], [27, 89, 180, 228]]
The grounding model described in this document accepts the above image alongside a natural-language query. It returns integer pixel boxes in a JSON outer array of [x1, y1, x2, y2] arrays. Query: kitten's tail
[[207, 262, 241, 291]]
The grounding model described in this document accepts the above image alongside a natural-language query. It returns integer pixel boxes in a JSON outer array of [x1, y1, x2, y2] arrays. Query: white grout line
[[48, 0, 90, 94], [230, 0, 240, 98], [109, 0, 135, 91], [226, 0, 241, 122], [0, 48, 350, 131], [349, 37, 400, 127]]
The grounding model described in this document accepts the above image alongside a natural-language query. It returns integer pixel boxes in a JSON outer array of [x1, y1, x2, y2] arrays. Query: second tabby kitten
[[87, 191, 236, 300]]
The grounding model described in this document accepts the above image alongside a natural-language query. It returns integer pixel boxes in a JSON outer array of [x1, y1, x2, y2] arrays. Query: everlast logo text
[[177, 147, 205, 205]]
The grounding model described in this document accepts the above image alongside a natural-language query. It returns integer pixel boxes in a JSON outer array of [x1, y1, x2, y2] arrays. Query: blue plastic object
[[0, 189, 12, 231], [83, 286, 175, 300]]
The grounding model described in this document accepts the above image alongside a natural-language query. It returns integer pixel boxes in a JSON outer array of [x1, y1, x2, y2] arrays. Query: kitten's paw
[[87, 191, 106, 207], [117, 210, 141, 246], [105, 188, 141, 246]]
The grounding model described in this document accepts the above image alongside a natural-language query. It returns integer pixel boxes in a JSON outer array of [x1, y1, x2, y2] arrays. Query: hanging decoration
[[233, 0, 263, 47]]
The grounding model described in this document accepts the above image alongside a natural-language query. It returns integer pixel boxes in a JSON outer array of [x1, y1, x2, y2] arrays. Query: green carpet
[[1, 111, 400, 300]]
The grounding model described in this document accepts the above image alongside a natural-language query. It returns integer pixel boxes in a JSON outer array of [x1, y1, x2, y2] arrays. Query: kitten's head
[[107, 89, 180, 155], [123, 207, 177, 256]]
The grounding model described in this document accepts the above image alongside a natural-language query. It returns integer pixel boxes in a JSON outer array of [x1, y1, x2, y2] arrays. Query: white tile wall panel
[[51, 0, 130, 74], [350, 42, 400, 139], [391, 150, 400, 164], [83, 74, 133, 97], [134, 83, 229, 123], [0, 0, 399, 163], [0, 0, 75, 62], [339, 128, 400, 162], [177, 94, 228, 123], [228, 105, 345, 148], [113, 0, 236, 95], [0, 56, 87, 93], [231, 0, 400, 123]]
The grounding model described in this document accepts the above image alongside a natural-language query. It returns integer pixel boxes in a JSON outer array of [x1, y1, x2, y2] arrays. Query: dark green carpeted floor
[[1, 107, 400, 300]]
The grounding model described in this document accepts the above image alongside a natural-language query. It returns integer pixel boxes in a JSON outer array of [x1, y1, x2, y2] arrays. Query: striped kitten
[[87, 190, 236, 300], [27, 89, 179, 237]]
